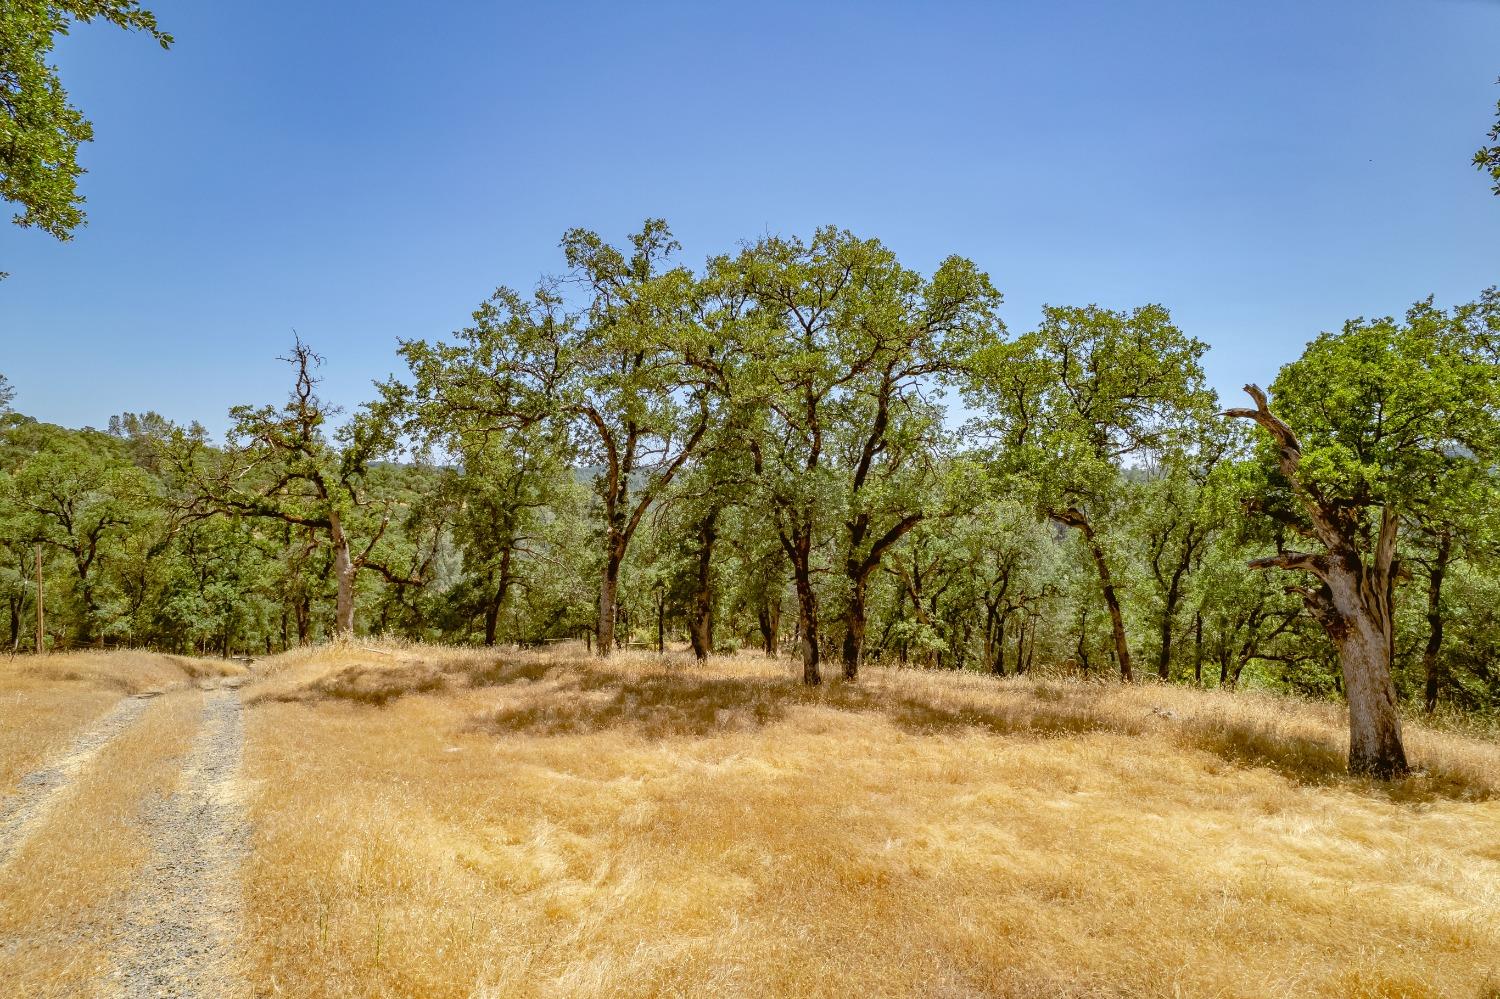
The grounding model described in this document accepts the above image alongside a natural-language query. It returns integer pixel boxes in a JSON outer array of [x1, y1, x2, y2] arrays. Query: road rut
[[0, 696, 150, 869], [112, 685, 248, 998]]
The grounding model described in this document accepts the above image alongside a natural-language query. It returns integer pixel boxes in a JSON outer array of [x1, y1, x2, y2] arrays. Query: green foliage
[[1, 418, 157, 645], [1477, 77, 1500, 196], [0, 1, 171, 242], [396, 220, 722, 649], [967, 303, 1214, 506], [1265, 293, 1500, 512]]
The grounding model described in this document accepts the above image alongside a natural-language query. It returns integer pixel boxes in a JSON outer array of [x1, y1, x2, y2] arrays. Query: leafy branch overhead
[[0, 1, 172, 243], [1478, 76, 1500, 196]]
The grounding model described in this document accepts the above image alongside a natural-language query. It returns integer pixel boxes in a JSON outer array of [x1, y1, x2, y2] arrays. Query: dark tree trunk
[[596, 535, 626, 657], [1193, 611, 1203, 686], [1422, 534, 1451, 714], [789, 546, 820, 686], [75, 577, 97, 648], [758, 598, 779, 658], [483, 547, 514, 648], [656, 590, 665, 654], [839, 515, 922, 681], [837, 383, 924, 682], [982, 603, 997, 674], [840, 580, 867, 681], [483, 600, 501, 647], [794, 579, 819, 685], [1076, 607, 1091, 674], [1053, 508, 1132, 681], [689, 510, 718, 660], [1157, 567, 1186, 681], [993, 614, 1007, 676]]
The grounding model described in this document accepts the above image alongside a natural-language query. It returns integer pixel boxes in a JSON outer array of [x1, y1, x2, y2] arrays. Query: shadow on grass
[[254, 652, 1119, 743], [1170, 716, 1496, 804], [253, 653, 1497, 803], [251, 656, 570, 708], [475, 663, 1124, 743]]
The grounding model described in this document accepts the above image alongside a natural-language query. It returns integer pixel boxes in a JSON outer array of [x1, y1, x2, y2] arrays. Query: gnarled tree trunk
[[1228, 385, 1408, 779], [783, 526, 820, 686], [330, 515, 356, 639], [596, 534, 626, 657], [689, 509, 718, 660], [1312, 553, 1406, 776]]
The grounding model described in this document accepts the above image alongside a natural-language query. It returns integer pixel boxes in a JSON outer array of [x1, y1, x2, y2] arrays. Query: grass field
[[2, 643, 1499, 997]]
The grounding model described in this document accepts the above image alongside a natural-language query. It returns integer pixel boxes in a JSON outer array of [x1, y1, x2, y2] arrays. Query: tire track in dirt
[[112, 683, 249, 998], [0, 695, 151, 870]]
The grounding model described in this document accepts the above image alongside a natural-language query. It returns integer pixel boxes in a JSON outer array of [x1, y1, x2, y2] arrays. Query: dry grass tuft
[[240, 642, 1500, 998]]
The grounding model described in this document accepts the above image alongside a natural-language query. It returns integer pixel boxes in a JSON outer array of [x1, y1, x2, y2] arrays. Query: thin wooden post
[[656, 587, 665, 654], [34, 543, 44, 655]]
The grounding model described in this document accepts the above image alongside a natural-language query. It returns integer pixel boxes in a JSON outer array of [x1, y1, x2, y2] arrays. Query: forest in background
[[2, 222, 1497, 778]]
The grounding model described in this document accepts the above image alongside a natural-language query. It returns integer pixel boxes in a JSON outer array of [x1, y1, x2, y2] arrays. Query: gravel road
[[112, 684, 249, 998]]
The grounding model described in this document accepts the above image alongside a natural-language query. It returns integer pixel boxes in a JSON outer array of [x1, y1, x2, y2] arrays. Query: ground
[[1, 643, 1498, 998]]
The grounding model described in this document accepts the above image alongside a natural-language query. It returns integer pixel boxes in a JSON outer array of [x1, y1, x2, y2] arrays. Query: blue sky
[[1, 0, 1497, 435]]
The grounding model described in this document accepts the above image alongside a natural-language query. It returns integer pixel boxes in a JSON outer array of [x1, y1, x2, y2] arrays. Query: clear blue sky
[[2, 0, 1498, 435]]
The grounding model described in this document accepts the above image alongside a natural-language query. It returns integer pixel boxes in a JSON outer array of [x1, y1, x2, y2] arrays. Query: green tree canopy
[[966, 303, 1214, 681]]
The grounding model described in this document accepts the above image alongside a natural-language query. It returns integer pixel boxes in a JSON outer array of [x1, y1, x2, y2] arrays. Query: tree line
[[2, 223, 1497, 779]]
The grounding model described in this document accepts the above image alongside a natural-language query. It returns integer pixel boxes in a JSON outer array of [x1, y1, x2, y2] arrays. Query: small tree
[[3, 423, 151, 645], [1134, 422, 1236, 680]]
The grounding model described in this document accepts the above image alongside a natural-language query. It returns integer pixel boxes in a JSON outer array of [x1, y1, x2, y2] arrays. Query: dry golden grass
[[241, 642, 1500, 998], [0, 650, 244, 803], [0, 688, 203, 997]]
